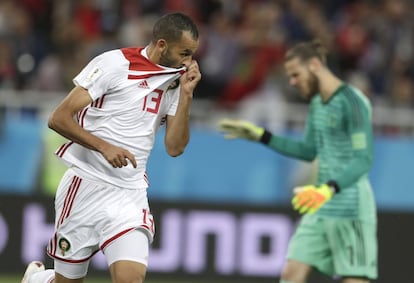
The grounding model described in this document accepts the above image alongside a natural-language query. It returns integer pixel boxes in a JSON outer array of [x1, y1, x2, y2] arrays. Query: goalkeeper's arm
[[218, 119, 316, 161], [218, 119, 266, 141]]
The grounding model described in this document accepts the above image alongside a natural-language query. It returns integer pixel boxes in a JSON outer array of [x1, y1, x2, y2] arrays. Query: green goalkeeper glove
[[292, 184, 335, 214], [218, 119, 264, 141]]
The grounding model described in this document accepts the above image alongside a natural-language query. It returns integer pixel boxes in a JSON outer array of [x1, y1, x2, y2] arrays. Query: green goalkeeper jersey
[[267, 84, 376, 220]]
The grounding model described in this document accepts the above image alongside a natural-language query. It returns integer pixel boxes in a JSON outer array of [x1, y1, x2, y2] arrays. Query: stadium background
[[1, 0, 414, 282]]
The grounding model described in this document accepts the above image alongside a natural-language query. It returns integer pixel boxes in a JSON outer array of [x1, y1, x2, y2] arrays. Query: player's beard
[[159, 48, 180, 68]]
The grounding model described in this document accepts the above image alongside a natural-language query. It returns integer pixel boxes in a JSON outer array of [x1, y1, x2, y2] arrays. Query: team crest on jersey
[[328, 113, 338, 127], [167, 79, 180, 90], [58, 237, 71, 256]]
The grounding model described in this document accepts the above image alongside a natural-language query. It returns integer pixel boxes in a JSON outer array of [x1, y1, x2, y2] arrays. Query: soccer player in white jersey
[[21, 12, 201, 283]]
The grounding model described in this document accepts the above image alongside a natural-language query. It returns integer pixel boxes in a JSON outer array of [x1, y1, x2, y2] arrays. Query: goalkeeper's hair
[[284, 38, 328, 65]]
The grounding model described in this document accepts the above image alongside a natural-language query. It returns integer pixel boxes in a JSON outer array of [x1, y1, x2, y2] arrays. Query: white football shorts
[[47, 168, 155, 267]]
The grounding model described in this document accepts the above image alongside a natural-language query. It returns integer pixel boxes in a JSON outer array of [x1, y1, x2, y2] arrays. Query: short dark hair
[[285, 39, 328, 65], [152, 12, 199, 44]]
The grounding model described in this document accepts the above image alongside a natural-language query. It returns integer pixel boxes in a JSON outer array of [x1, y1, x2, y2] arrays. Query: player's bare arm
[[48, 85, 137, 168], [165, 60, 201, 157]]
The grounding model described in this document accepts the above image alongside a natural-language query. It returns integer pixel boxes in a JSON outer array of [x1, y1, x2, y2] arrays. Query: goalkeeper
[[219, 39, 377, 283]]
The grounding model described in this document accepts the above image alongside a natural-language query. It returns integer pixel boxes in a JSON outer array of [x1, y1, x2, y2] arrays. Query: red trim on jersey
[[121, 47, 164, 72], [100, 227, 136, 250], [98, 94, 106, 108], [144, 172, 149, 186], [56, 141, 74, 158], [77, 107, 88, 128], [127, 70, 185, 80], [121, 47, 185, 79], [91, 94, 106, 108]]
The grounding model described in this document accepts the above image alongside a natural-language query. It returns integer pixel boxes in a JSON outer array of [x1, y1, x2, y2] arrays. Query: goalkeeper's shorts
[[287, 214, 377, 279]]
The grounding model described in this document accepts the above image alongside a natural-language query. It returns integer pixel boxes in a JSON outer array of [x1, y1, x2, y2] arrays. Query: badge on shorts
[[58, 237, 71, 256]]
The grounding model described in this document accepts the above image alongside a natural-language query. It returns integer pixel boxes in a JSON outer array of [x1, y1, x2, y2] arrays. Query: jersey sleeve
[[73, 51, 123, 100], [266, 110, 317, 162], [331, 90, 374, 189], [166, 87, 180, 116]]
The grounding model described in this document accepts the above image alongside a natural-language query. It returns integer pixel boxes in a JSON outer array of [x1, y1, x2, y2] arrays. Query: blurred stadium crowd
[[0, 0, 413, 119]]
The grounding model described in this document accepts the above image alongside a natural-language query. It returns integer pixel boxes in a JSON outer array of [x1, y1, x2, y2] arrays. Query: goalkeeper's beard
[[302, 73, 319, 101]]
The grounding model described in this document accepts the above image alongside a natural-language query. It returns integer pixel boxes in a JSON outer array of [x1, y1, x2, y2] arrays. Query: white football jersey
[[55, 47, 185, 189]]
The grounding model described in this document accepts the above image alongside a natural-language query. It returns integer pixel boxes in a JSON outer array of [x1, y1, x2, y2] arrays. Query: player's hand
[[218, 119, 264, 141], [180, 60, 201, 97], [100, 143, 137, 168], [292, 184, 334, 214]]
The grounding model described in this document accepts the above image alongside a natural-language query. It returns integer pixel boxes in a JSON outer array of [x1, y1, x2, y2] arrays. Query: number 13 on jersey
[[142, 89, 163, 114]]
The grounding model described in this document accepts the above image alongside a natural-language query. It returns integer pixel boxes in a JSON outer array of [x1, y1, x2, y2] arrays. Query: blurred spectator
[[163, 0, 201, 23], [0, 0, 411, 116], [29, 53, 64, 91], [0, 39, 15, 88], [196, 1, 242, 100], [118, 14, 157, 46], [347, 71, 373, 100], [217, 0, 286, 107], [334, 2, 370, 74], [389, 71, 414, 108], [362, 0, 414, 96], [0, 0, 49, 89]]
